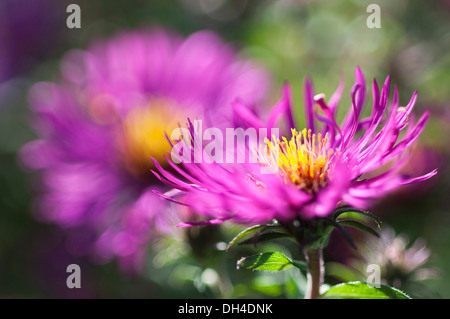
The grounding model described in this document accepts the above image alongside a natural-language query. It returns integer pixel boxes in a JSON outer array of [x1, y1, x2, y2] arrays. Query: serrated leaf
[[337, 219, 380, 238], [322, 281, 411, 299], [237, 252, 294, 271]]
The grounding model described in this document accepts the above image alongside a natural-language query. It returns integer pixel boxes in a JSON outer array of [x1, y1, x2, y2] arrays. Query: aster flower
[[154, 66, 437, 298], [354, 227, 439, 289], [20, 28, 269, 272], [156, 66, 436, 225]]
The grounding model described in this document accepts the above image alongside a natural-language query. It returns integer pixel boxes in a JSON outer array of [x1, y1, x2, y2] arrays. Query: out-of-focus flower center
[[257, 128, 333, 193], [121, 99, 184, 178]]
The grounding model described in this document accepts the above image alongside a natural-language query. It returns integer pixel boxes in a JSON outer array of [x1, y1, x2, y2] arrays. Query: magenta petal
[[232, 99, 264, 129], [281, 82, 296, 130], [303, 77, 316, 133], [266, 83, 292, 129], [400, 169, 438, 185], [152, 190, 189, 206], [354, 66, 366, 109], [176, 218, 230, 228], [328, 76, 345, 114]]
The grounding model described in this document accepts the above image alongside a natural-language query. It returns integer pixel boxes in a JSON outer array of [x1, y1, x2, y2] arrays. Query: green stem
[[303, 247, 324, 299]]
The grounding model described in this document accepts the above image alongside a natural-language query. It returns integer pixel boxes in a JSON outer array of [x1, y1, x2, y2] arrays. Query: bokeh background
[[0, 0, 449, 298]]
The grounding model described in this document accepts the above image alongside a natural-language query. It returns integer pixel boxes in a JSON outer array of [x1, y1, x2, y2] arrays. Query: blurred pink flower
[[357, 227, 439, 288], [20, 28, 270, 272]]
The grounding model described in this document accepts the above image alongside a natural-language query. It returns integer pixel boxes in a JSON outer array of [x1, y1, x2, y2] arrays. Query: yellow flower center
[[120, 99, 185, 178], [256, 128, 333, 193]]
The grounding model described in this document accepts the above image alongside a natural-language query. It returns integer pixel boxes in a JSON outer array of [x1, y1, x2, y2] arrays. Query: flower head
[[355, 227, 439, 288], [20, 28, 269, 272], [155, 67, 437, 227]]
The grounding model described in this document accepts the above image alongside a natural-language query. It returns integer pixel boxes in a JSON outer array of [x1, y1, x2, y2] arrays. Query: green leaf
[[333, 206, 382, 229], [250, 275, 284, 297], [322, 281, 411, 299], [285, 268, 307, 299], [227, 225, 266, 251], [227, 224, 290, 251], [337, 219, 380, 238], [325, 262, 362, 283], [291, 260, 307, 271], [238, 232, 293, 247], [303, 224, 334, 249], [324, 218, 356, 249], [237, 252, 294, 271]]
